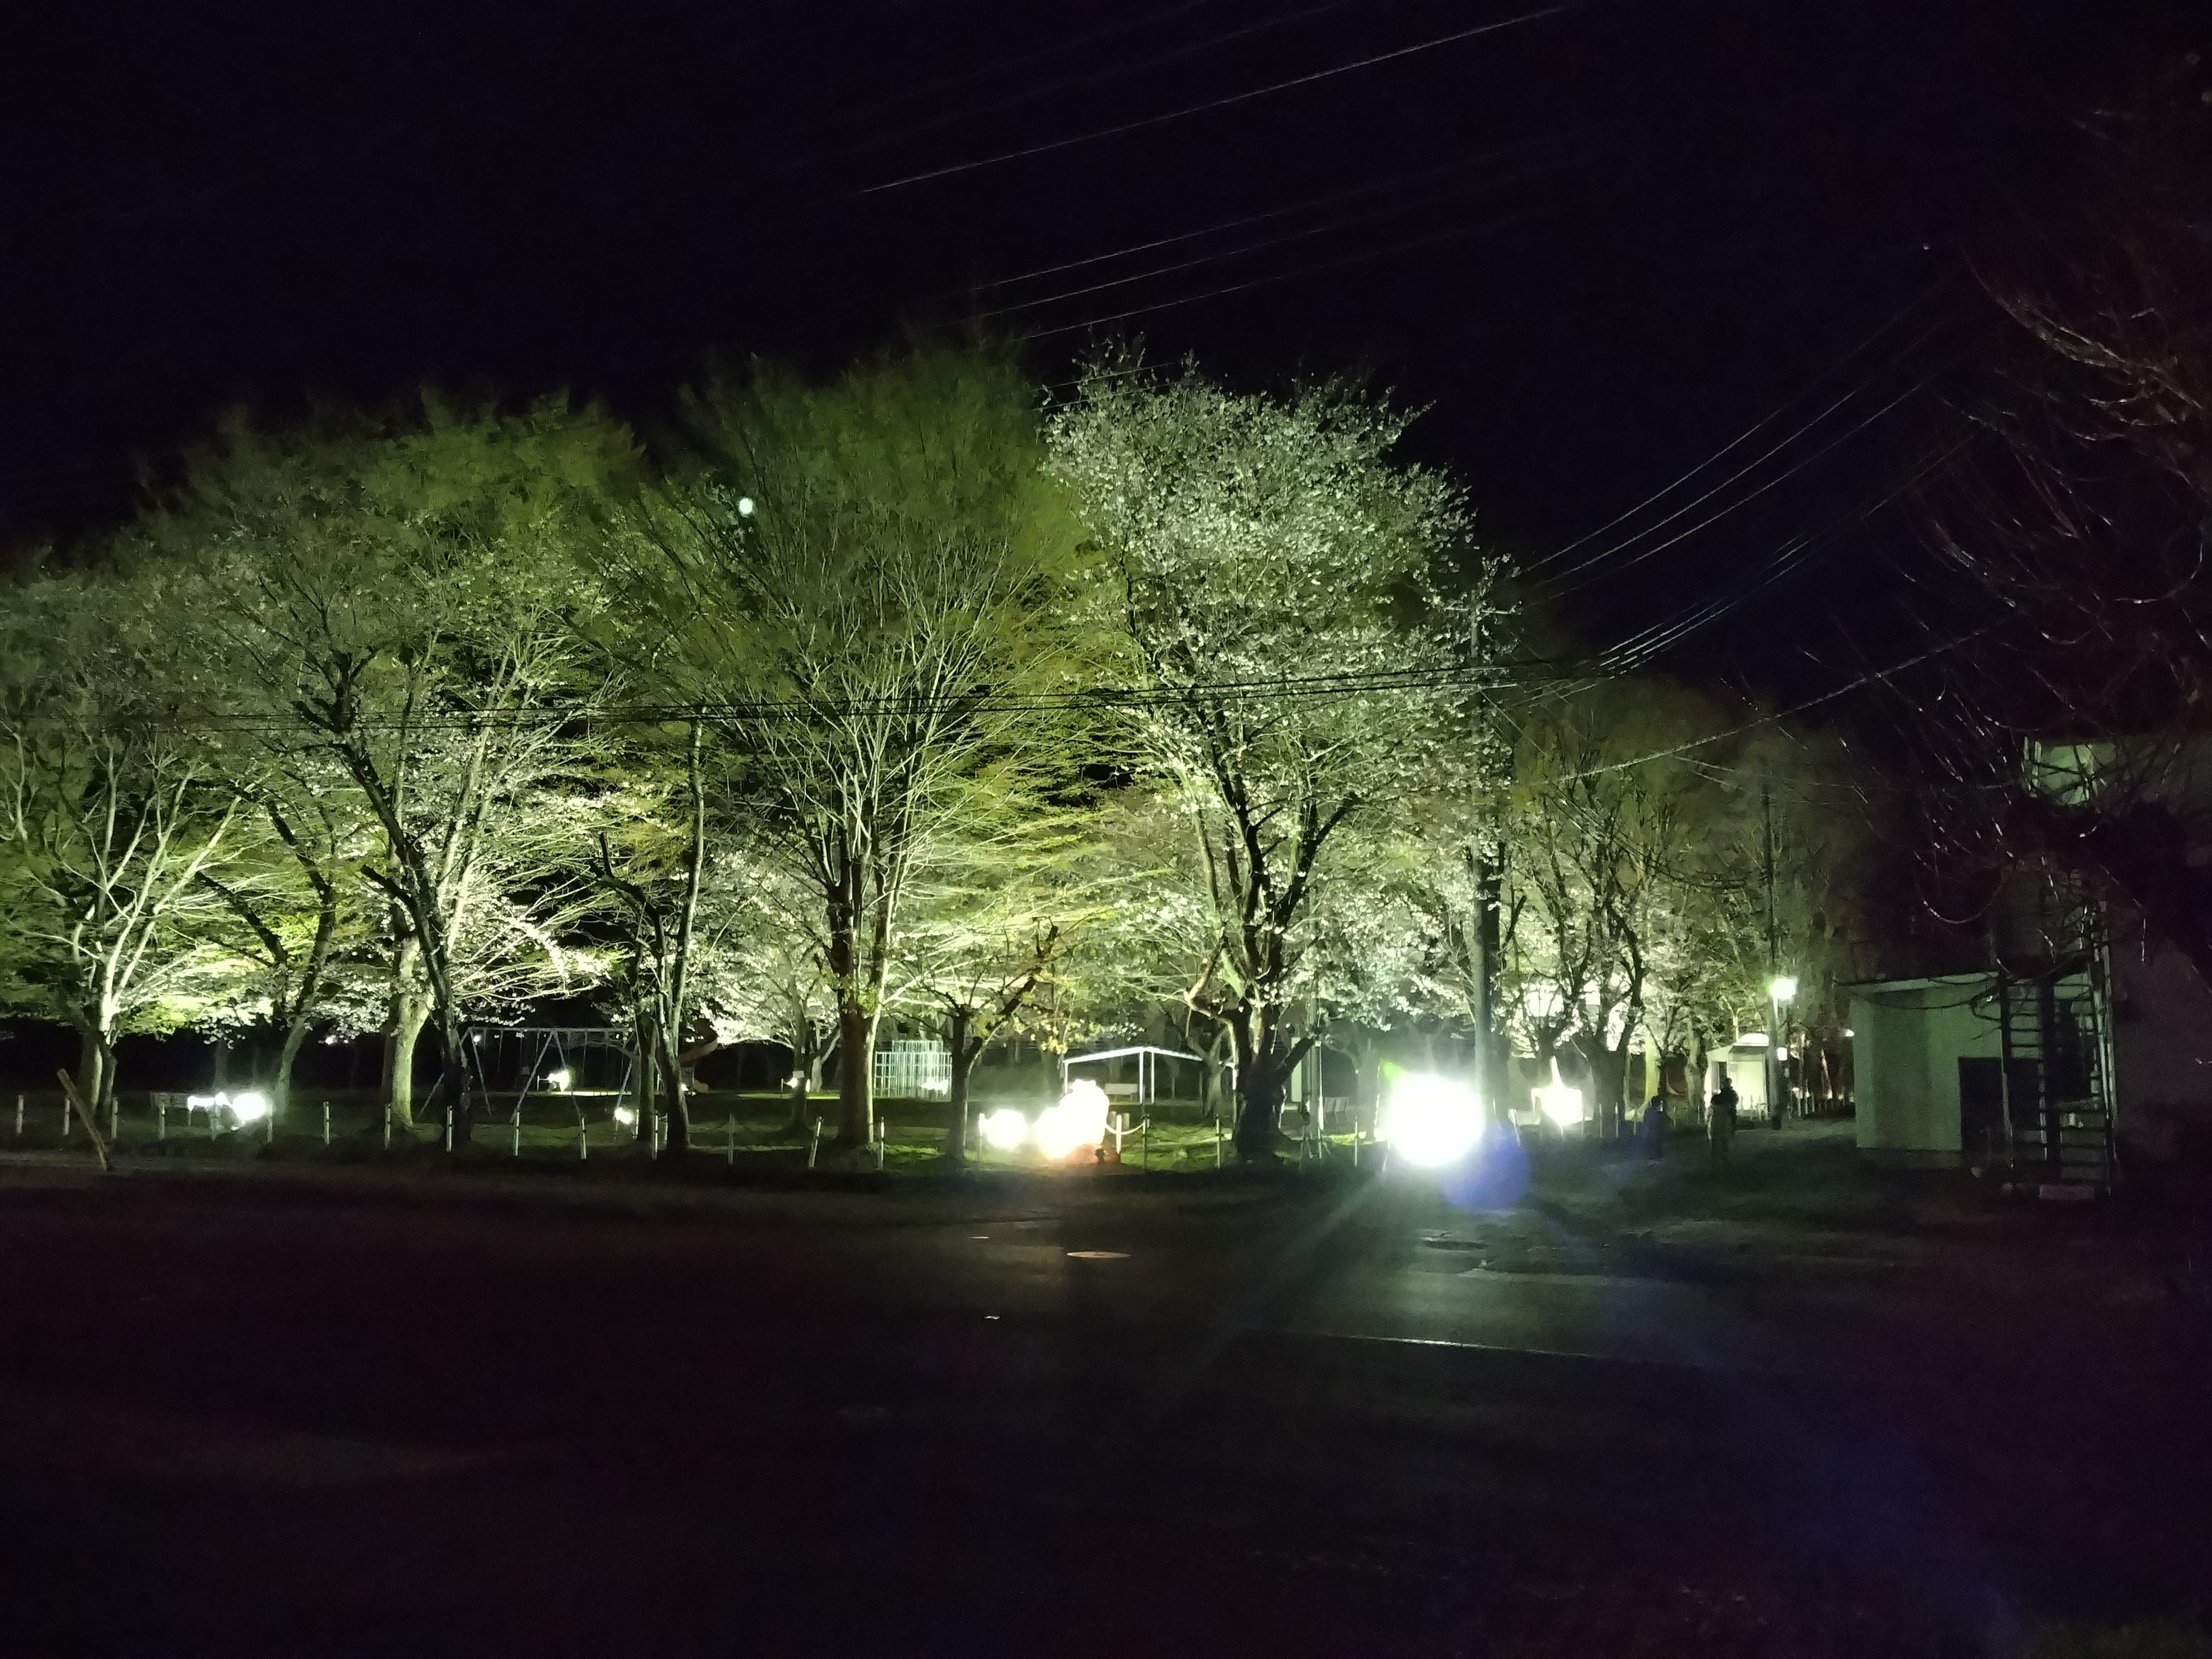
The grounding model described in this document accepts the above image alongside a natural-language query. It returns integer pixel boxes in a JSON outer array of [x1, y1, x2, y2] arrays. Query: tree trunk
[[783, 1022, 817, 1133], [1200, 1024, 1234, 1124], [74, 1025, 111, 1121], [1585, 1033, 1630, 1139], [941, 1007, 973, 1165], [273, 1017, 312, 1127], [1236, 1059, 1287, 1159], [660, 723, 707, 1159], [432, 1015, 471, 1145], [384, 994, 430, 1127], [658, 1013, 690, 1154], [632, 1009, 657, 1144], [835, 997, 873, 1148], [1231, 1008, 1291, 1161]]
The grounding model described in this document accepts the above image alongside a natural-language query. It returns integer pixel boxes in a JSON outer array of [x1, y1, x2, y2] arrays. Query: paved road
[[0, 1160, 2202, 1655]]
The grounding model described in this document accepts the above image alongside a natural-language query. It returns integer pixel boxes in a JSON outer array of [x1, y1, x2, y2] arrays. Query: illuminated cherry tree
[[1048, 353, 1510, 1156]]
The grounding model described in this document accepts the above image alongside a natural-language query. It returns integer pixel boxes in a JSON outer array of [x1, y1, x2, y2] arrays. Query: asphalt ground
[[0, 1151, 2204, 1657]]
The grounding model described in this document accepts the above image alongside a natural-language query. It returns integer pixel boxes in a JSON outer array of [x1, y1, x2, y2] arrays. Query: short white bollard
[[158, 1096, 167, 1141], [323, 1102, 331, 1147], [511, 1105, 522, 1157], [62, 1095, 71, 1139], [1215, 1124, 1224, 1170], [875, 1129, 886, 1173], [578, 1106, 588, 1161], [727, 1114, 736, 1166], [443, 1106, 454, 1153], [16, 1093, 25, 1136], [383, 1106, 393, 1152], [267, 1102, 276, 1144], [109, 1093, 120, 1141], [806, 1118, 822, 1171]]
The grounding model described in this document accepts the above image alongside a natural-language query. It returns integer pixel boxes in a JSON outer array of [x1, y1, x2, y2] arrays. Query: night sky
[[4, 0, 2194, 687]]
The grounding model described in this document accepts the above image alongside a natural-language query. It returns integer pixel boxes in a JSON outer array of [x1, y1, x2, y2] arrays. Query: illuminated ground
[[0, 1127, 2203, 1655]]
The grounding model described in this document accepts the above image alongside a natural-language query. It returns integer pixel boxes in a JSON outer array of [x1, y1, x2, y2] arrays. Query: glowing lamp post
[[1767, 975, 1797, 1127]]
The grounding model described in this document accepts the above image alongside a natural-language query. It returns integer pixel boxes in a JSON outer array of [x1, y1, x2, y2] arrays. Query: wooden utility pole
[[1475, 847, 1507, 1123], [1761, 775, 1784, 1127]]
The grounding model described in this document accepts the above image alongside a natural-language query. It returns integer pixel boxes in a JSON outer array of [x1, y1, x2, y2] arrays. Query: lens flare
[[1536, 1083, 1585, 1128], [1033, 1079, 1110, 1161], [980, 1107, 1029, 1152], [227, 1090, 272, 1124], [1380, 1072, 1482, 1168]]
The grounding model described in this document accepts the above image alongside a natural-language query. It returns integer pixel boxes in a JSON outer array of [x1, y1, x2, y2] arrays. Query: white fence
[[873, 1039, 950, 1099]]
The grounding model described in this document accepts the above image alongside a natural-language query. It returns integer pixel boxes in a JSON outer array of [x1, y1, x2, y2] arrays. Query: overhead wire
[[962, 146, 1545, 296], [1528, 328, 1951, 600], [861, 4, 1579, 193], [977, 162, 1552, 320], [822, 1, 1358, 169], [1014, 209, 1551, 342], [1516, 285, 1947, 580], [1542, 625, 1997, 782]]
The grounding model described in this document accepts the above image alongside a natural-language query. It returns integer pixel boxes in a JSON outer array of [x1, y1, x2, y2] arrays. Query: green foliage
[[0, 568, 250, 1093], [625, 347, 1101, 1142], [1047, 352, 1511, 1137]]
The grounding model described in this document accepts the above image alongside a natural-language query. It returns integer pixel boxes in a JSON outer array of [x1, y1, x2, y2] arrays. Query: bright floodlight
[[612, 1105, 637, 1128], [1033, 1079, 1110, 1161], [1380, 1072, 1483, 1169], [547, 1067, 573, 1092], [980, 1107, 1029, 1152], [1536, 1082, 1585, 1128], [736, 496, 756, 517], [228, 1090, 272, 1124], [1770, 975, 1798, 1002]]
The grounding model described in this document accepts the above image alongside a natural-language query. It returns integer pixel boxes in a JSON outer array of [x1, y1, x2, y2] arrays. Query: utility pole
[[1762, 774, 1784, 1128], [1475, 844, 1506, 1124]]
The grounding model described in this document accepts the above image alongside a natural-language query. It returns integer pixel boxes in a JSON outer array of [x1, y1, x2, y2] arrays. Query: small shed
[[1059, 1044, 1203, 1110], [1846, 973, 2004, 1163], [1709, 1034, 1774, 1122]]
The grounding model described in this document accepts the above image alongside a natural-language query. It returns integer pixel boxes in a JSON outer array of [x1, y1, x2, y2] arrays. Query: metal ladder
[[1997, 967, 2114, 1189]]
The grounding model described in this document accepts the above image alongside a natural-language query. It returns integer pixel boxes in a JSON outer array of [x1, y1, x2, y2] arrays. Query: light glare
[[1033, 1080, 1110, 1161], [1380, 1072, 1483, 1168], [1536, 1082, 1585, 1127], [228, 1090, 272, 1124], [980, 1108, 1029, 1152], [547, 1068, 573, 1091], [1770, 976, 1798, 1002]]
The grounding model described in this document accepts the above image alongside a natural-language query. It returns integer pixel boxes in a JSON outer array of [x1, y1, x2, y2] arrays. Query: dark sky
[[3, 0, 2194, 683]]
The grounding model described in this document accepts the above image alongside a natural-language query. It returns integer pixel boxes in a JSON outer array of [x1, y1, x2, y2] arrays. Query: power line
[[1546, 626, 1996, 783], [978, 157, 1555, 320], [964, 143, 1553, 294], [1517, 285, 1948, 582], [827, 1, 1356, 168], [861, 4, 1579, 193], [1015, 209, 1549, 342]]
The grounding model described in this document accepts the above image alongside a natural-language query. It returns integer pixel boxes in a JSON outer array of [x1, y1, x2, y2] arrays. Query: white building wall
[[1850, 978, 2004, 1156], [2111, 944, 2212, 1161]]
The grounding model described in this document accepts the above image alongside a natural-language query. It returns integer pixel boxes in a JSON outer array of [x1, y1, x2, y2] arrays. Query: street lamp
[[1767, 976, 1797, 1127]]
